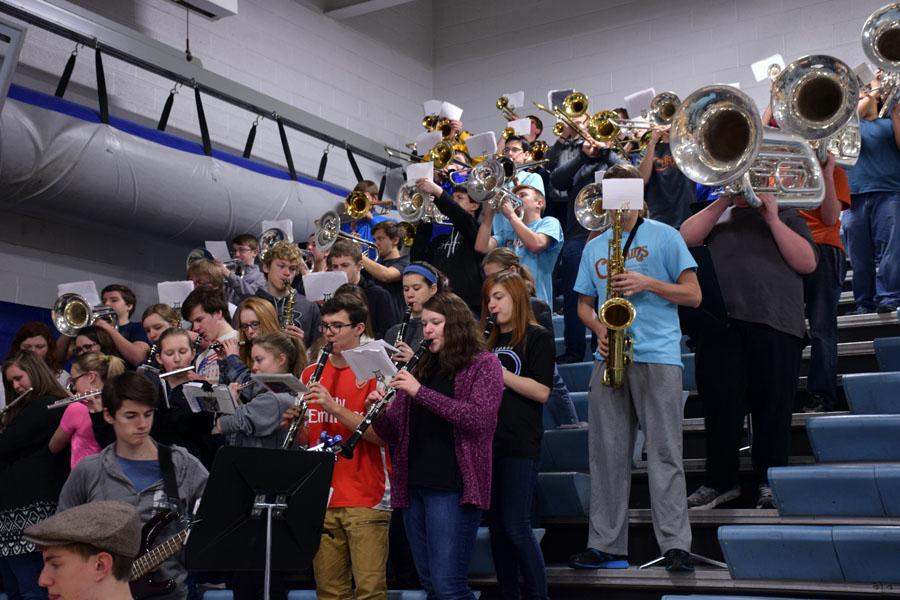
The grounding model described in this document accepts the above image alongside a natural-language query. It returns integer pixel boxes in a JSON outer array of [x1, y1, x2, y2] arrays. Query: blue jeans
[[559, 236, 588, 357], [403, 488, 481, 600], [842, 191, 900, 309], [544, 367, 578, 428], [488, 456, 548, 600], [0, 552, 48, 600], [804, 244, 846, 408]]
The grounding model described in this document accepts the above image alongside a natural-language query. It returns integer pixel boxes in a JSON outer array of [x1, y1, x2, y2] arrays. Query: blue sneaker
[[568, 548, 629, 569]]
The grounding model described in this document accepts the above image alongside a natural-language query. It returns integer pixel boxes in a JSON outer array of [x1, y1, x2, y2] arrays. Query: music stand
[[185, 447, 334, 600]]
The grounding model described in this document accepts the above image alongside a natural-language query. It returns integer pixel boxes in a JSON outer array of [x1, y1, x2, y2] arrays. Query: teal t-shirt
[[492, 215, 563, 306], [573, 218, 696, 367]]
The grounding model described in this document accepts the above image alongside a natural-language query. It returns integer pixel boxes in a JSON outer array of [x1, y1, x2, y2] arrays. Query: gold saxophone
[[282, 279, 296, 330], [600, 209, 636, 388]]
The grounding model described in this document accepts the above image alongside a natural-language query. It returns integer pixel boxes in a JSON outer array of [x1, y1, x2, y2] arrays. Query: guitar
[[129, 510, 191, 600]]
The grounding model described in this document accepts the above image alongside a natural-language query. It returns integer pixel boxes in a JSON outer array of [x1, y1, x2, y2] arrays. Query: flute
[[0, 387, 33, 418], [159, 365, 195, 379], [47, 389, 102, 410], [282, 342, 333, 450]]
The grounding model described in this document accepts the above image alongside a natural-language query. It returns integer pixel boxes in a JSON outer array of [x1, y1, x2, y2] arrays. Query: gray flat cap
[[23, 501, 141, 558]]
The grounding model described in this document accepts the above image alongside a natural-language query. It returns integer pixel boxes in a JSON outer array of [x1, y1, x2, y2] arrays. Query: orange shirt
[[799, 166, 851, 250], [302, 359, 390, 510]]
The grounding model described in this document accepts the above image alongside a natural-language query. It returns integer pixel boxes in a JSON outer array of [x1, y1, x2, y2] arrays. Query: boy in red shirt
[[301, 293, 390, 600]]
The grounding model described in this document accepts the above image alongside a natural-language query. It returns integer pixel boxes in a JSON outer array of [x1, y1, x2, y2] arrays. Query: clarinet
[[192, 333, 205, 355], [483, 313, 497, 339], [337, 339, 431, 459], [282, 342, 332, 450], [144, 344, 159, 366], [395, 305, 413, 347]]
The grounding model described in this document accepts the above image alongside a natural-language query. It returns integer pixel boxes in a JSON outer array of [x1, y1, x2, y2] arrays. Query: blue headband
[[403, 264, 438, 284]]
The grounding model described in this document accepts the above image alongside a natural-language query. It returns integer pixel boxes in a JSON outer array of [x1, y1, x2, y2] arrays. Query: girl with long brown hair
[[0, 351, 69, 598], [479, 272, 555, 599], [371, 292, 504, 598]]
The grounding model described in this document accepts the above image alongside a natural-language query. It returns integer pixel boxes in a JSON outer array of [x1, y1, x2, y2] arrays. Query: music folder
[[182, 383, 237, 415]]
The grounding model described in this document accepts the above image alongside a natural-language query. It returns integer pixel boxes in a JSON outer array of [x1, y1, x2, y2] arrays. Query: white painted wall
[[0, 0, 433, 316], [432, 0, 886, 138]]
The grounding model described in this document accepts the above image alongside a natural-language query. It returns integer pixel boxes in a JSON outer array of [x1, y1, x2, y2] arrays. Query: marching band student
[[501, 136, 545, 195], [221, 233, 266, 305], [5, 321, 71, 396], [89, 285, 151, 368], [71, 325, 120, 361], [284, 294, 389, 600], [480, 273, 553, 598], [141, 304, 185, 351], [638, 125, 695, 229], [49, 352, 126, 468], [411, 179, 484, 315], [569, 163, 699, 571], [58, 371, 208, 600], [372, 292, 504, 599], [475, 183, 563, 308], [152, 328, 216, 467], [187, 259, 228, 296], [306, 233, 328, 273], [255, 240, 321, 346], [385, 262, 446, 363], [0, 351, 69, 600], [328, 237, 400, 339], [181, 289, 238, 384], [551, 132, 621, 364], [361, 220, 410, 316], [481, 249, 578, 428], [681, 190, 816, 510]]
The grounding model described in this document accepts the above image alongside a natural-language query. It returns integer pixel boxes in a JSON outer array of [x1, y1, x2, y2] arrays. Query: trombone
[[344, 190, 393, 221], [384, 140, 462, 170], [52, 293, 118, 337], [314, 210, 378, 253]]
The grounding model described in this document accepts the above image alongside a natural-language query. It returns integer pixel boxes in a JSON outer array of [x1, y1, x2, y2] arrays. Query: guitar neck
[[130, 529, 189, 580]]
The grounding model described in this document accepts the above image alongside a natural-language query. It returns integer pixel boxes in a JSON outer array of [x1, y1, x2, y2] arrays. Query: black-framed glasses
[[240, 321, 261, 331], [74, 342, 99, 355], [67, 372, 88, 392], [319, 322, 353, 334]]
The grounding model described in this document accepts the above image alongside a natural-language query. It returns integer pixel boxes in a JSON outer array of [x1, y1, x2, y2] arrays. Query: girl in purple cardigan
[[372, 292, 503, 599]]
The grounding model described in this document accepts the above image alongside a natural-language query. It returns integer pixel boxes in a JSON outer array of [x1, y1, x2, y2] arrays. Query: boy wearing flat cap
[[25, 500, 140, 600]]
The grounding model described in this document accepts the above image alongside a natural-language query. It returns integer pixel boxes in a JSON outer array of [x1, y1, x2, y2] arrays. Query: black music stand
[[185, 447, 334, 600]]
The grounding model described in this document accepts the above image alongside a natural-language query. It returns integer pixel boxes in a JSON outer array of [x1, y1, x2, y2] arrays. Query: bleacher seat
[[571, 391, 588, 421], [535, 472, 590, 517], [768, 464, 886, 517], [204, 591, 441, 599], [875, 464, 900, 517], [558, 362, 593, 393], [833, 526, 900, 584], [554, 335, 592, 362], [468, 527, 544, 578], [807, 414, 900, 462], [682, 353, 696, 392], [843, 372, 900, 414], [718, 525, 844, 582], [875, 336, 900, 372], [540, 427, 588, 471], [552, 314, 563, 337]]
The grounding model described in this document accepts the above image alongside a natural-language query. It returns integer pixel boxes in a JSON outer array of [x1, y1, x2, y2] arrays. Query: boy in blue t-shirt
[[475, 184, 563, 306], [567, 163, 700, 573]]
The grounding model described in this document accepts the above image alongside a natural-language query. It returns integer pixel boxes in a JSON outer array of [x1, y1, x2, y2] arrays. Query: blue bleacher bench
[[807, 414, 900, 462], [843, 372, 900, 414], [540, 427, 589, 472], [558, 362, 593, 394], [535, 472, 590, 517], [718, 525, 844, 582], [875, 336, 900, 372], [768, 464, 886, 517], [832, 526, 900, 584], [876, 464, 900, 517]]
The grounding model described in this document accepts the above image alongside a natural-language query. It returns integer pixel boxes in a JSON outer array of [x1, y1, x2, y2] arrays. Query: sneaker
[[801, 394, 826, 413], [876, 303, 899, 314], [756, 484, 776, 509], [851, 305, 875, 315], [568, 548, 629, 569], [663, 548, 695, 572], [687, 484, 741, 509], [556, 351, 584, 364]]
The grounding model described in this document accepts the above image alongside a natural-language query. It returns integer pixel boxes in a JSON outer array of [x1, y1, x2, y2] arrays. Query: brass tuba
[[599, 209, 635, 388], [52, 293, 118, 337]]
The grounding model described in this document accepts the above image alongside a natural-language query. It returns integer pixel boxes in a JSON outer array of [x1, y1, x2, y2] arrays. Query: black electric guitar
[[129, 510, 191, 600]]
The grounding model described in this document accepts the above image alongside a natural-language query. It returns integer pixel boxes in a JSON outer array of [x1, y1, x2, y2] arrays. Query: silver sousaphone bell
[[52, 293, 118, 337]]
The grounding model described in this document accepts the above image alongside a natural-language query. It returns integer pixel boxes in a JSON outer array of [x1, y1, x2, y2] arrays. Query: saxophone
[[600, 209, 636, 388], [282, 279, 296, 330]]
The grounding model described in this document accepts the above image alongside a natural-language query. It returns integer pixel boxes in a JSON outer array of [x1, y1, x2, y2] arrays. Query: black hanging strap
[[378, 172, 387, 200], [157, 444, 183, 511], [277, 117, 296, 180], [157, 85, 178, 131], [243, 117, 258, 159], [94, 48, 109, 124], [194, 86, 212, 156], [346, 147, 363, 183], [316, 145, 330, 181], [622, 216, 644, 258], [55, 48, 78, 98]]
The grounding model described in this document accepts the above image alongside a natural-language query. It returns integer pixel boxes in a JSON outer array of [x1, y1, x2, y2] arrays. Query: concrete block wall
[[432, 0, 886, 138], [0, 0, 433, 319]]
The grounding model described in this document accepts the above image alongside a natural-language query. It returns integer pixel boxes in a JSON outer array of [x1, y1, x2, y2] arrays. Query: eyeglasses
[[68, 372, 89, 392], [74, 342, 99, 355], [233, 246, 254, 255], [240, 321, 261, 331], [503, 147, 524, 155], [319, 322, 353, 334]]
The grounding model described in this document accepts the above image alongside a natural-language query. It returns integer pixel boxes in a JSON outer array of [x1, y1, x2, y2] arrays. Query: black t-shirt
[[408, 369, 462, 490], [378, 255, 410, 316], [119, 321, 150, 344], [492, 325, 555, 459], [645, 142, 695, 229]]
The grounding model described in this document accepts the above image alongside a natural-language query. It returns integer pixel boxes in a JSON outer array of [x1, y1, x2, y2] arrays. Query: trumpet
[[862, 3, 900, 118], [344, 190, 393, 221], [496, 95, 518, 121], [186, 248, 245, 278], [422, 114, 439, 131], [47, 389, 102, 410], [52, 293, 118, 338], [314, 211, 378, 253], [529, 140, 549, 161], [399, 222, 416, 247]]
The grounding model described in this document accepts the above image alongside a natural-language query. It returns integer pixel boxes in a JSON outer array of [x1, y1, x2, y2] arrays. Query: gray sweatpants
[[587, 361, 692, 555]]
